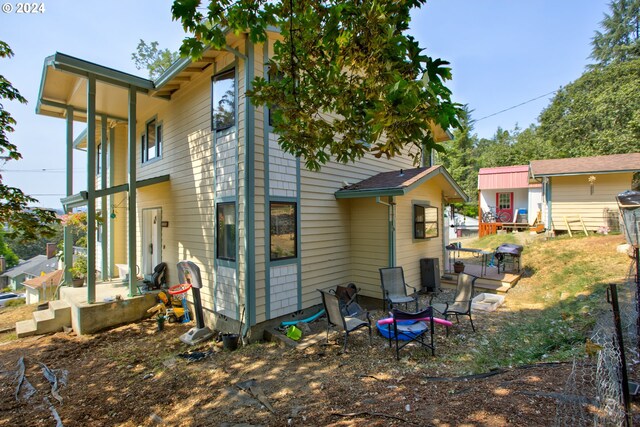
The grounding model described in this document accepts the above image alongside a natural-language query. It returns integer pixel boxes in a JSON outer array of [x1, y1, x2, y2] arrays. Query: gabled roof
[[23, 270, 63, 290], [530, 153, 640, 178], [478, 165, 531, 190], [1, 255, 58, 279], [335, 165, 468, 202]]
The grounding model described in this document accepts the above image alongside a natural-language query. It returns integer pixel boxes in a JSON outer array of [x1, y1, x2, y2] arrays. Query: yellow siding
[[349, 198, 388, 298], [550, 173, 632, 231], [299, 154, 417, 308], [395, 175, 446, 287]]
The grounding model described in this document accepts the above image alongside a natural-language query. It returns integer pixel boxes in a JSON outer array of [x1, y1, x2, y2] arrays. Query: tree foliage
[[131, 40, 180, 80], [439, 106, 477, 200], [537, 58, 640, 158], [171, 0, 462, 171], [591, 0, 640, 67], [0, 41, 59, 242]]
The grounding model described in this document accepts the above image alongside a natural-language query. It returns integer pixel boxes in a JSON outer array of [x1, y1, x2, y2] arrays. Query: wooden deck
[[441, 263, 522, 294]]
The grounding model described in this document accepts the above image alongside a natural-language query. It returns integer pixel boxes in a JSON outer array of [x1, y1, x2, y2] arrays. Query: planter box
[[472, 293, 505, 312]]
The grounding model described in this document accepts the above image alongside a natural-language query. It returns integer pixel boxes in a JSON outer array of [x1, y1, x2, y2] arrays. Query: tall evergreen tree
[[591, 0, 640, 66], [439, 106, 478, 201]]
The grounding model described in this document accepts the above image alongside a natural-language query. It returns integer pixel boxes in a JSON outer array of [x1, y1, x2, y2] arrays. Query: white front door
[[142, 208, 162, 275]]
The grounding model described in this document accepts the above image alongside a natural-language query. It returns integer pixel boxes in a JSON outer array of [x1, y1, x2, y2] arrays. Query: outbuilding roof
[[335, 165, 468, 202], [23, 270, 63, 290], [478, 165, 531, 190], [530, 153, 640, 178]]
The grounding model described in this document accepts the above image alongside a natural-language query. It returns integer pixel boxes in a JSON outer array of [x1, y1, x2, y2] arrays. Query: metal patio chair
[[431, 272, 477, 335], [319, 289, 372, 352], [379, 267, 419, 312], [389, 307, 435, 360]]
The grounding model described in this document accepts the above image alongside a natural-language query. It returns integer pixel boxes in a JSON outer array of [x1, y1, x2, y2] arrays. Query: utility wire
[[473, 90, 558, 123], [1, 169, 86, 173]]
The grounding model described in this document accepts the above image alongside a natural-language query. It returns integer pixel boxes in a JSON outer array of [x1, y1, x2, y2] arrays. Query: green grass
[[429, 234, 630, 375]]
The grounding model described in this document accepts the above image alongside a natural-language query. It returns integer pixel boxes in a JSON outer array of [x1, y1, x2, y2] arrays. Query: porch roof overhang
[[335, 165, 468, 202], [60, 174, 170, 209], [529, 153, 640, 179]]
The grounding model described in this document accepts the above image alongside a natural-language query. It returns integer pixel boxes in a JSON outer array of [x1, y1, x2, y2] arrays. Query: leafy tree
[[131, 40, 180, 80], [0, 41, 59, 242], [536, 59, 640, 158], [172, 0, 462, 171], [6, 221, 63, 260], [0, 231, 19, 268], [591, 0, 640, 67]]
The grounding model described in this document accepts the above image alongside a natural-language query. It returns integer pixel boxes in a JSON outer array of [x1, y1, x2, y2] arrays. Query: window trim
[[270, 201, 298, 261], [211, 67, 237, 132], [216, 202, 237, 262], [413, 203, 439, 240], [141, 117, 162, 164]]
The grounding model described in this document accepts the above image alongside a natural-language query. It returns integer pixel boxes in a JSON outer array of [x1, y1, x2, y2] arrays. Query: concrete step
[[16, 319, 37, 338], [441, 276, 511, 294], [15, 300, 71, 338]]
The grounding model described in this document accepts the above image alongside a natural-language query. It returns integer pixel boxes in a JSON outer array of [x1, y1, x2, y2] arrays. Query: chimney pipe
[[46, 243, 57, 259], [0, 256, 5, 274]]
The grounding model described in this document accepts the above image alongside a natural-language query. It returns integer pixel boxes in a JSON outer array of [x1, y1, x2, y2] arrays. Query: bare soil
[[0, 234, 637, 426]]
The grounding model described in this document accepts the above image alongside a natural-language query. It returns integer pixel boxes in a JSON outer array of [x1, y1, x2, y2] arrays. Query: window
[[217, 203, 236, 261], [414, 205, 439, 239], [97, 223, 103, 243], [270, 202, 297, 260], [212, 68, 236, 131], [97, 143, 101, 175], [142, 119, 162, 163]]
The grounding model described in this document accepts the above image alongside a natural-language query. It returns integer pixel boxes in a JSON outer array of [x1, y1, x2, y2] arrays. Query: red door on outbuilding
[[496, 192, 514, 222]]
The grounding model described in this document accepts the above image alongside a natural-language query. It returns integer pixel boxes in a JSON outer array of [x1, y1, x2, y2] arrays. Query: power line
[[1, 169, 87, 173], [473, 90, 558, 123]]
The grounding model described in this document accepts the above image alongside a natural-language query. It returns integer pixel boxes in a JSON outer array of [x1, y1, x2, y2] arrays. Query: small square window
[[270, 202, 297, 260], [217, 202, 236, 261], [414, 205, 439, 239]]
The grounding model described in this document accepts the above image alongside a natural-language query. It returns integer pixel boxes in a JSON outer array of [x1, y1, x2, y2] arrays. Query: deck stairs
[[15, 300, 72, 338]]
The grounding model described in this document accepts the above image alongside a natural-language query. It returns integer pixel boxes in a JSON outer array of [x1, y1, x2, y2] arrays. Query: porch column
[[109, 127, 115, 279], [101, 115, 108, 280], [63, 106, 74, 285], [127, 86, 137, 297], [87, 75, 97, 303]]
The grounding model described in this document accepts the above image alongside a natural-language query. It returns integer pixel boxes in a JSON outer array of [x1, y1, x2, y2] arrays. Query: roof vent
[[399, 169, 404, 177]]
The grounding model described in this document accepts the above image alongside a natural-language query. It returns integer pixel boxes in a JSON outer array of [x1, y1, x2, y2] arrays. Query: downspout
[[376, 196, 396, 267], [225, 39, 253, 340]]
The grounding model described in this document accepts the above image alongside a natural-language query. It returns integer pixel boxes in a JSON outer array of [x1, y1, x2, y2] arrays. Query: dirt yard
[[0, 316, 574, 427], [0, 234, 637, 426]]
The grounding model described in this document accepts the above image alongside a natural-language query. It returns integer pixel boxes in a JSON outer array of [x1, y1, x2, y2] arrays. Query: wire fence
[[555, 259, 638, 426]]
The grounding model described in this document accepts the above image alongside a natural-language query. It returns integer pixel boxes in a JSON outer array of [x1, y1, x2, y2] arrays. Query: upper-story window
[[96, 143, 101, 175], [142, 119, 162, 163], [212, 68, 236, 131], [267, 65, 283, 127]]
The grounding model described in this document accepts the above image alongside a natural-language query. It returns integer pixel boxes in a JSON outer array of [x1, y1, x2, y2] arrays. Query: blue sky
[[1, 0, 609, 209]]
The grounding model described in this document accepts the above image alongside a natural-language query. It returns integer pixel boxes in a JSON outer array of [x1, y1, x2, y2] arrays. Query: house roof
[[1, 255, 55, 279], [530, 153, 640, 178], [23, 270, 63, 290], [335, 165, 468, 202], [478, 165, 531, 190]]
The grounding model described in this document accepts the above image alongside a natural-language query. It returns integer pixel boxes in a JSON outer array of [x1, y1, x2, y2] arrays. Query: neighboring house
[[478, 165, 542, 226], [0, 251, 59, 291], [448, 213, 478, 239], [23, 270, 63, 305], [36, 30, 465, 336], [530, 153, 640, 233]]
